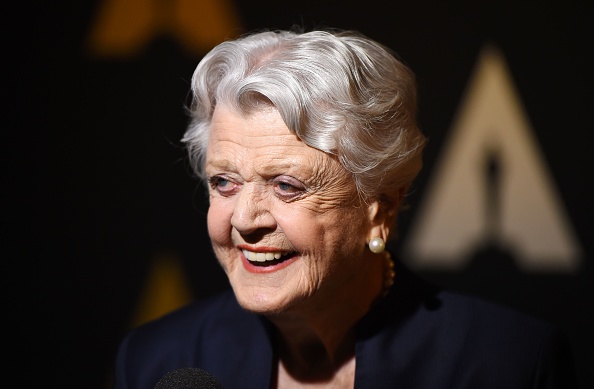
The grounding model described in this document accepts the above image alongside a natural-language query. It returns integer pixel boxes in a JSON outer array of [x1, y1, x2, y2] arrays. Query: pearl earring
[[368, 237, 385, 254]]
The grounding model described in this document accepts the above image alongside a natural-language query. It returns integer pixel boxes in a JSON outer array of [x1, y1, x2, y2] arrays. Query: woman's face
[[205, 105, 376, 315]]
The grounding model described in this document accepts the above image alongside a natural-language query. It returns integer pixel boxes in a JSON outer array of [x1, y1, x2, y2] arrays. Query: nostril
[[231, 210, 277, 236], [237, 228, 276, 244]]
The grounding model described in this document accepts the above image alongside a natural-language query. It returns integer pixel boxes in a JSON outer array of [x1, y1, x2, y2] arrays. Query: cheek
[[275, 204, 368, 255], [206, 199, 233, 246]]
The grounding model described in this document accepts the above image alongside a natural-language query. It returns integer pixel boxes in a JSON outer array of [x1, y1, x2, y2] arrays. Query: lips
[[242, 249, 296, 266]]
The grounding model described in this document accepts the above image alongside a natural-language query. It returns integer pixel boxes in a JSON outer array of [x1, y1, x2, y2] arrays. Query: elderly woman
[[114, 29, 576, 388]]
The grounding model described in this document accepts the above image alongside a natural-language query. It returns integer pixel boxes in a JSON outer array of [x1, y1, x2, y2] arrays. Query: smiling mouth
[[242, 249, 296, 266]]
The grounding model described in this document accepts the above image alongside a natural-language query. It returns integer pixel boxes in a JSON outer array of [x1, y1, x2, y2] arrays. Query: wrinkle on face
[[205, 104, 374, 315]]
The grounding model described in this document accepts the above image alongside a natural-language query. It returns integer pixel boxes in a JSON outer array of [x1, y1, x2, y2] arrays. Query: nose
[[230, 183, 276, 236]]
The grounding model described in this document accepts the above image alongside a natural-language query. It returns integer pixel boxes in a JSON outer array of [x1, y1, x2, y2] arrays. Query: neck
[[270, 308, 356, 367], [266, 250, 387, 380], [273, 317, 356, 381]]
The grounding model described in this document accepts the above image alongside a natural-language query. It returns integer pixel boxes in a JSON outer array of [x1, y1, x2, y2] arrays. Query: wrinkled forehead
[[209, 104, 297, 146], [206, 104, 351, 183]]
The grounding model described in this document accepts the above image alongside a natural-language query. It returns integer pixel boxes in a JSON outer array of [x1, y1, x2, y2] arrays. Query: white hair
[[183, 29, 426, 203]]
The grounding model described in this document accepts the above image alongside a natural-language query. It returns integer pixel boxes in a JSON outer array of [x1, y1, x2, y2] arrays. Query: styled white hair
[[183, 29, 426, 203]]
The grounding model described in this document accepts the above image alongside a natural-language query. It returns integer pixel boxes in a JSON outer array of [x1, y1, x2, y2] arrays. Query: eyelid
[[273, 175, 305, 189], [208, 174, 241, 196], [207, 175, 225, 187], [208, 173, 235, 183], [272, 176, 307, 201]]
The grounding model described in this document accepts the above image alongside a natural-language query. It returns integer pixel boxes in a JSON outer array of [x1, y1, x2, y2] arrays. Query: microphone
[[154, 367, 224, 389]]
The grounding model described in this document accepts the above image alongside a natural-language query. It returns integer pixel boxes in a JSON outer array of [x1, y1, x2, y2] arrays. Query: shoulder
[[375, 286, 561, 356], [121, 289, 242, 349], [375, 260, 562, 350], [356, 264, 578, 388], [433, 289, 552, 335], [114, 289, 270, 389], [420, 291, 577, 387]]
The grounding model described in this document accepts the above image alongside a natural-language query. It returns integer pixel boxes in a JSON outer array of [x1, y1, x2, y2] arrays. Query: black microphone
[[154, 367, 224, 389]]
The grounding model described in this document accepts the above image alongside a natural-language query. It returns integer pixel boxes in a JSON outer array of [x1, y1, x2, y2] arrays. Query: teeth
[[242, 249, 289, 262]]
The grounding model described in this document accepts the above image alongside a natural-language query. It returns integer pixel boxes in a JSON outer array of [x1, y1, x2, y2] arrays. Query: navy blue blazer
[[113, 263, 577, 388]]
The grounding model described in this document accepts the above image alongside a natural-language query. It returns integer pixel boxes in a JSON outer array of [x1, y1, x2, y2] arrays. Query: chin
[[233, 287, 299, 316]]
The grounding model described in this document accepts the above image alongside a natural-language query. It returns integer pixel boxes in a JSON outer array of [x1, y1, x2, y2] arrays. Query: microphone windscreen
[[154, 367, 224, 389]]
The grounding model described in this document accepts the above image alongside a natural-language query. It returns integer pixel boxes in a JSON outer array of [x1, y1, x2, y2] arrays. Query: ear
[[365, 187, 407, 244]]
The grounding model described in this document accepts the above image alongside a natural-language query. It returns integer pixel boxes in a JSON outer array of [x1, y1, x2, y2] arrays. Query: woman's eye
[[273, 177, 305, 199], [208, 176, 239, 196], [277, 182, 294, 191]]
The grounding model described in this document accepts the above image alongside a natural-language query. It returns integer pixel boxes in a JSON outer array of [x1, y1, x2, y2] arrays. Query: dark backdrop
[[6, 0, 593, 387]]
